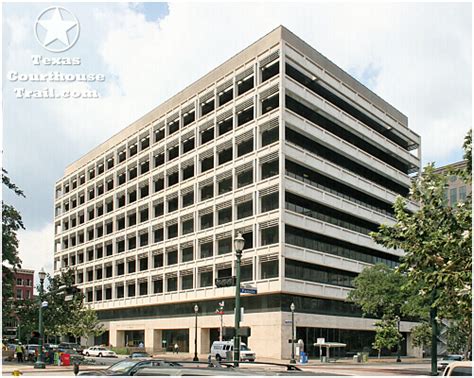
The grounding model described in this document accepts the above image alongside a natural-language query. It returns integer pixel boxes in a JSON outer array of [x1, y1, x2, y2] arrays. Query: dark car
[[128, 352, 151, 359], [78, 359, 181, 376], [59, 342, 83, 354]]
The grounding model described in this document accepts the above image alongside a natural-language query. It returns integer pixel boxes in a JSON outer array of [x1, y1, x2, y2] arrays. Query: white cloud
[[18, 223, 55, 277]]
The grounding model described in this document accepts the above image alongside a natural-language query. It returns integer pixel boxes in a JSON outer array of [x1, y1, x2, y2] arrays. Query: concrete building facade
[[53, 26, 421, 359]]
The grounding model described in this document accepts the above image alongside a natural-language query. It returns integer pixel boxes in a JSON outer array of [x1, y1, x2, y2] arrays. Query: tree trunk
[[378, 349, 381, 359]]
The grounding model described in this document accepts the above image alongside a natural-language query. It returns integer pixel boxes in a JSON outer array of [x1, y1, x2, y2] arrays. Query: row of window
[[55, 125, 279, 217], [285, 225, 398, 268], [82, 259, 279, 302], [16, 278, 33, 287], [56, 62, 279, 199], [58, 226, 279, 268], [285, 159, 395, 217], [285, 127, 409, 197], [285, 192, 379, 236], [56, 157, 279, 239]]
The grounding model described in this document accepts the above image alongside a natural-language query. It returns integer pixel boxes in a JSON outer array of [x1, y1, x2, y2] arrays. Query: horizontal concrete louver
[[259, 219, 278, 229], [153, 120, 165, 130], [236, 67, 254, 82], [260, 253, 278, 263], [216, 170, 232, 181], [182, 103, 195, 115], [167, 165, 179, 175], [138, 180, 148, 189], [260, 84, 279, 100], [198, 265, 213, 273], [216, 140, 232, 152], [260, 151, 278, 164], [200, 91, 214, 104], [217, 109, 233, 123], [165, 271, 177, 279], [181, 213, 194, 222], [241, 258, 253, 266], [181, 184, 194, 195], [235, 161, 253, 174], [181, 269, 193, 277], [182, 129, 195, 141], [216, 231, 231, 240], [216, 200, 232, 210], [235, 194, 252, 204], [236, 98, 254, 113], [235, 130, 253, 144], [199, 206, 213, 216], [259, 185, 279, 197], [259, 49, 280, 68], [199, 148, 214, 160], [165, 219, 177, 227], [152, 275, 163, 281], [217, 79, 233, 94], [199, 119, 214, 132], [167, 112, 179, 124]]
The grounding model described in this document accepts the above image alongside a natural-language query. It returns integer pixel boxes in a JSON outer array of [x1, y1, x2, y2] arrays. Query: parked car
[[82, 346, 118, 358], [58, 342, 83, 354], [25, 344, 39, 360], [128, 352, 151, 359], [78, 359, 181, 375], [442, 361, 472, 376], [438, 355, 464, 371], [210, 341, 256, 362]]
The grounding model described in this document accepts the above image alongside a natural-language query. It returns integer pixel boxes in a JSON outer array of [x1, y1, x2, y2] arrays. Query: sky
[[2, 2, 472, 280]]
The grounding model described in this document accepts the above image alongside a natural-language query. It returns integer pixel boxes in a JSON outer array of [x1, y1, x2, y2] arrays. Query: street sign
[[284, 319, 293, 325], [240, 287, 257, 294]]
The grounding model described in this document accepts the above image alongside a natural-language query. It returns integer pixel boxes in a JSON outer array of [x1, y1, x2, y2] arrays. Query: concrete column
[[201, 328, 210, 356], [144, 327, 155, 353]]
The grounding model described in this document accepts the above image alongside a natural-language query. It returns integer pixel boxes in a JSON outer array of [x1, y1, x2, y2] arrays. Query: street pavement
[[2, 354, 436, 376]]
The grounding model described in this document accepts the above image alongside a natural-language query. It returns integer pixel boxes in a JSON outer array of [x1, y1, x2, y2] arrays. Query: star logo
[[35, 7, 80, 53]]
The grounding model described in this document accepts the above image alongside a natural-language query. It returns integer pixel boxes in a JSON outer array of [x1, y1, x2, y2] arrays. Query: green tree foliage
[[372, 317, 403, 358], [2, 169, 26, 338], [410, 322, 432, 349], [371, 130, 472, 356], [446, 320, 471, 355]]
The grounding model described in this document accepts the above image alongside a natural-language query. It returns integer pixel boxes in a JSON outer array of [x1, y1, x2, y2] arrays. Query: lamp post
[[290, 303, 296, 364], [34, 268, 46, 369], [193, 304, 199, 362], [233, 232, 245, 367], [395, 315, 402, 363]]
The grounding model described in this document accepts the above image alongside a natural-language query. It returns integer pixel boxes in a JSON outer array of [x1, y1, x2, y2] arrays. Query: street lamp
[[290, 303, 296, 364], [233, 232, 245, 367], [395, 315, 402, 363], [193, 304, 199, 362], [34, 268, 47, 369]]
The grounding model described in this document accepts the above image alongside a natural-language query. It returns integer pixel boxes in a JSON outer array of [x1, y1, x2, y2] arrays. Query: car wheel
[[98, 353, 102, 357], [216, 354, 222, 362], [85, 352, 90, 357]]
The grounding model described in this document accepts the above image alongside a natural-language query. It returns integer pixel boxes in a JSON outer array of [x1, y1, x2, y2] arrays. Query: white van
[[210, 341, 256, 362]]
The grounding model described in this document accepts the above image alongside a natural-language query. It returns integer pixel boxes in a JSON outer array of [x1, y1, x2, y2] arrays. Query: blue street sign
[[240, 287, 257, 294]]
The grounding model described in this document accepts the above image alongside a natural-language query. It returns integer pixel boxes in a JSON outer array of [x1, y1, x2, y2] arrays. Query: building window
[[140, 208, 149, 223], [105, 287, 112, 300], [200, 213, 213, 230], [237, 200, 253, 219], [459, 186, 467, 202], [117, 262, 125, 275], [262, 94, 279, 115], [168, 145, 179, 162], [127, 283, 136, 297], [168, 120, 179, 135], [140, 233, 148, 247], [237, 106, 254, 126], [218, 116, 233, 136], [106, 265, 113, 278], [201, 127, 214, 145], [183, 110, 195, 127], [140, 161, 149, 175], [168, 197, 179, 213], [218, 237, 232, 255], [182, 165, 194, 181], [155, 127, 165, 142], [167, 250, 178, 266], [128, 236, 136, 250], [154, 279, 163, 294], [153, 254, 164, 268], [218, 207, 232, 225], [167, 224, 178, 239], [201, 156, 214, 172], [237, 167, 253, 188], [154, 177, 165, 192], [154, 228, 164, 243], [116, 285, 124, 299], [128, 166, 137, 181], [218, 87, 233, 107], [128, 260, 136, 273], [154, 152, 165, 167], [262, 126, 279, 147], [168, 171, 179, 187], [285, 259, 356, 288], [16, 289, 22, 299], [241, 264, 253, 282], [128, 212, 137, 227], [182, 274, 193, 290], [238, 75, 254, 96], [200, 271, 213, 287], [167, 277, 177, 292], [182, 246, 194, 262], [139, 282, 148, 296], [140, 185, 149, 198], [261, 226, 278, 246], [182, 219, 194, 235], [218, 147, 233, 166], [129, 190, 137, 203], [261, 192, 278, 213], [261, 260, 278, 279], [450, 188, 457, 205], [237, 138, 253, 157], [261, 159, 279, 180], [261, 61, 279, 82], [154, 202, 164, 217], [201, 183, 214, 201], [218, 176, 232, 195], [182, 192, 194, 208], [200, 242, 213, 258], [201, 99, 215, 116], [242, 230, 254, 250], [183, 137, 195, 154]]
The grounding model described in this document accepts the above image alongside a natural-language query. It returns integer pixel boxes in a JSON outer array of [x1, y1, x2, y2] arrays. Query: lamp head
[[290, 302, 295, 312], [38, 268, 46, 282], [234, 232, 245, 253], [194, 304, 199, 313]]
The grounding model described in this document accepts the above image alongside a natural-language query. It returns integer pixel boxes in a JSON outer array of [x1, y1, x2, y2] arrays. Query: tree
[[75, 307, 106, 345], [370, 130, 472, 371], [372, 317, 403, 359], [410, 322, 432, 350], [2, 169, 26, 338], [446, 320, 471, 356]]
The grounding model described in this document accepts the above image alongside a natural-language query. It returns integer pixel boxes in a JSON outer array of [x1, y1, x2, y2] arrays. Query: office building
[[53, 26, 421, 358]]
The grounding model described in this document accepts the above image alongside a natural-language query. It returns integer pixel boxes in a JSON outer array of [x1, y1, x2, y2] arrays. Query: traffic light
[[215, 276, 236, 288]]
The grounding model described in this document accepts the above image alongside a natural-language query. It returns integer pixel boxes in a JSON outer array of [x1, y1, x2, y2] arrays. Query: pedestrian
[[174, 342, 179, 354], [15, 343, 24, 363], [138, 341, 144, 348]]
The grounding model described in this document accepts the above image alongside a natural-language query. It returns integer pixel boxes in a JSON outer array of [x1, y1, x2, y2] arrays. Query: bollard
[[73, 362, 80, 376]]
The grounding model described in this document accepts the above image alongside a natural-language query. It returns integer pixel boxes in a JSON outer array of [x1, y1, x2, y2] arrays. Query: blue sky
[[2, 3, 471, 275]]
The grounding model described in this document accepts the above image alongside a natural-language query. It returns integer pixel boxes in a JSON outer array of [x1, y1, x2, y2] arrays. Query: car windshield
[[240, 345, 250, 351], [107, 360, 138, 373], [444, 356, 462, 361]]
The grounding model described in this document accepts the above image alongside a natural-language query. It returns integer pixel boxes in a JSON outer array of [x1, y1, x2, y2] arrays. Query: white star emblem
[[35, 7, 80, 53]]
